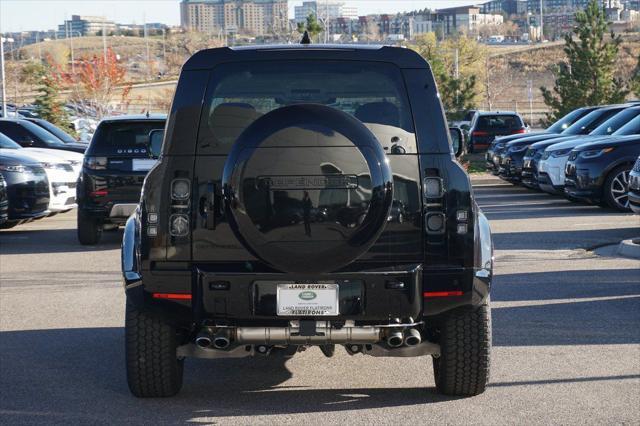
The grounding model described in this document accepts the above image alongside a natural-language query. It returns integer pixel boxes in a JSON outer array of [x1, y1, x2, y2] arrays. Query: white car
[[23, 147, 83, 176], [0, 135, 79, 214]]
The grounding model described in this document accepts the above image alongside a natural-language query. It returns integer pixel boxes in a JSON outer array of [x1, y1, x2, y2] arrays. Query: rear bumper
[[125, 264, 490, 326]]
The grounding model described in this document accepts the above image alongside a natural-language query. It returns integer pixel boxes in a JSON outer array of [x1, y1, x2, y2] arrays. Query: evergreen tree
[[632, 55, 640, 98], [541, 0, 627, 123], [33, 64, 74, 133], [297, 14, 324, 43], [413, 33, 480, 118]]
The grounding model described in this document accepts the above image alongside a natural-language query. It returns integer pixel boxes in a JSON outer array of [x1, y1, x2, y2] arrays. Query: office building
[[180, 0, 288, 35]]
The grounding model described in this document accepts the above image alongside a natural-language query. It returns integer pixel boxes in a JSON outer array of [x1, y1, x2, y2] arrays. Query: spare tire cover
[[222, 104, 393, 273]]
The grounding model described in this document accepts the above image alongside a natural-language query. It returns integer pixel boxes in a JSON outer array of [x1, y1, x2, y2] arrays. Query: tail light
[[511, 128, 526, 134], [84, 156, 107, 170], [168, 178, 191, 237], [472, 131, 488, 137]]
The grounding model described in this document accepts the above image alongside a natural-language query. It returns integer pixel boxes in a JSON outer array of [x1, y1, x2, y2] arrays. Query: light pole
[[539, 0, 544, 42], [68, 30, 82, 74], [0, 36, 13, 117]]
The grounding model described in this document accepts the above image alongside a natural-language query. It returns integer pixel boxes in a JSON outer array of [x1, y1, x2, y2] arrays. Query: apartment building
[[180, 0, 288, 35]]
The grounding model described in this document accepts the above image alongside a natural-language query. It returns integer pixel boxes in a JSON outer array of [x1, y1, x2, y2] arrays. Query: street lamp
[[1, 36, 14, 117], [68, 30, 82, 74]]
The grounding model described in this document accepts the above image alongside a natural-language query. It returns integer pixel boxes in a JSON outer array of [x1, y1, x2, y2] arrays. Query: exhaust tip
[[387, 332, 404, 348], [195, 336, 212, 348], [213, 337, 230, 349], [404, 329, 422, 346]]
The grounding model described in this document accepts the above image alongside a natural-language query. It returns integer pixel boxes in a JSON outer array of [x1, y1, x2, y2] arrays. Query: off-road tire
[[77, 210, 102, 245], [432, 301, 491, 397], [603, 165, 631, 212], [125, 302, 184, 397]]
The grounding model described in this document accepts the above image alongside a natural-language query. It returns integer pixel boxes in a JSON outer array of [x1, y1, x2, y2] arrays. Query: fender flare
[[121, 210, 142, 288]]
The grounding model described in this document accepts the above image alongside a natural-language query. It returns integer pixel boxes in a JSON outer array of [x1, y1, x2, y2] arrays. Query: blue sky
[[0, 1, 477, 32]]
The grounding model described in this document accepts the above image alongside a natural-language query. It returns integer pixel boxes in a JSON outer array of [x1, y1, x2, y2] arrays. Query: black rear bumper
[[125, 263, 490, 327]]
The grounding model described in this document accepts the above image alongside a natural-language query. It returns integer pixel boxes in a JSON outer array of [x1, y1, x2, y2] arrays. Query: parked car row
[[0, 118, 86, 229], [2, 103, 99, 143], [484, 103, 640, 212], [0, 114, 168, 234]]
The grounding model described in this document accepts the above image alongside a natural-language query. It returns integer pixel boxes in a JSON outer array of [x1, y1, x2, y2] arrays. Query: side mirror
[[147, 129, 164, 159], [449, 127, 464, 157]]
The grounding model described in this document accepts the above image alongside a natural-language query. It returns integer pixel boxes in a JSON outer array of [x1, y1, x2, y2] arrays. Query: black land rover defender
[[122, 45, 493, 398], [77, 115, 166, 245]]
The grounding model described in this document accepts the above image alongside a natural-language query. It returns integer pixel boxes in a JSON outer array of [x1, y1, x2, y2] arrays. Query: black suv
[[121, 45, 493, 398], [76, 115, 166, 244]]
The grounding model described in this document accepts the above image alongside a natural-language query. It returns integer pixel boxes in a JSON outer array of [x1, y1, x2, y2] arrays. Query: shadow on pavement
[[0, 227, 122, 255], [492, 269, 640, 346], [493, 227, 639, 251], [0, 328, 456, 424]]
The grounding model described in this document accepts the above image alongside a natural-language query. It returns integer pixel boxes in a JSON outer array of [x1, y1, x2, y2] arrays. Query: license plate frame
[[277, 283, 339, 316]]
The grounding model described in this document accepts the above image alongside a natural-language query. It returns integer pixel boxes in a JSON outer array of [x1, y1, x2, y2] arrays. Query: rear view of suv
[[77, 115, 166, 244], [122, 45, 493, 398], [468, 111, 526, 153]]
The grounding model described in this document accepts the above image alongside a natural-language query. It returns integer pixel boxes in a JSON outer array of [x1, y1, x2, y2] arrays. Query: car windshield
[[590, 109, 640, 136], [198, 60, 416, 154], [562, 108, 623, 135], [475, 115, 522, 131], [613, 115, 640, 135], [0, 133, 22, 149], [547, 108, 591, 133], [92, 120, 166, 149], [32, 120, 77, 144]]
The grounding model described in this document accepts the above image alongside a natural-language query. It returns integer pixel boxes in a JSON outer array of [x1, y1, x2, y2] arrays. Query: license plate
[[277, 283, 339, 316], [132, 159, 157, 171]]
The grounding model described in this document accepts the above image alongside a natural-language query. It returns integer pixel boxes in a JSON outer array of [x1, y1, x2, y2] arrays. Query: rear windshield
[[475, 115, 523, 131], [591, 109, 640, 136], [91, 120, 165, 153], [197, 61, 416, 154]]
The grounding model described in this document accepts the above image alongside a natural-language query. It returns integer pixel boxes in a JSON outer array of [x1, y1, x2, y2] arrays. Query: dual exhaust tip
[[387, 329, 421, 348], [195, 332, 230, 350], [196, 328, 421, 349]]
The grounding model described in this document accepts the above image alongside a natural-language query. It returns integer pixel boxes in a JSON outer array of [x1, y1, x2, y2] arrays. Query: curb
[[616, 238, 640, 260]]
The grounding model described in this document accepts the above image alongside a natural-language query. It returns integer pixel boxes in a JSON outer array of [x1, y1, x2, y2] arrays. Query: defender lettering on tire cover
[[222, 104, 393, 273]]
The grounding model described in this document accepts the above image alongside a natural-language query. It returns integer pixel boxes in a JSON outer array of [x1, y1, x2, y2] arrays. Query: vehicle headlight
[[41, 162, 67, 170], [0, 164, 26, 173], [541, 151, 551, 160], [551, 148, 572, 158], [579, 147, 615, 159], [509, 144, 529, 153], [495, 143, 505, 150]]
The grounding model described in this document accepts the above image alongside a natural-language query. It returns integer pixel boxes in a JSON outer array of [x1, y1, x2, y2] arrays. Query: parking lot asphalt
[[1, 180, 639, 425]]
